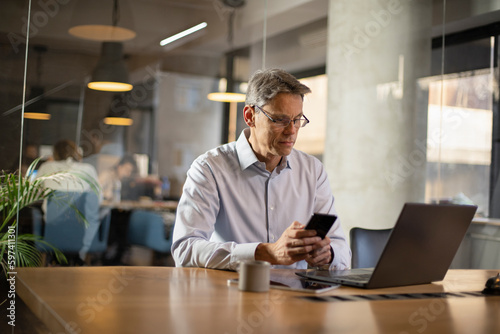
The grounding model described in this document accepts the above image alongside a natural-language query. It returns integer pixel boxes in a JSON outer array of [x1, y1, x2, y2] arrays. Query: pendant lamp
[[24, 46, 50, 120], [207, 92, 245, 103], [103, 94, 133, 126], [24, 86, 50, 120], [207, 1, 246, 103], [88, 42, 133, 92], [68, 0, 136, 42]]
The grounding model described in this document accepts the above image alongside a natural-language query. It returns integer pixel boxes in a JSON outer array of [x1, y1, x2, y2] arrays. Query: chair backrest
[[127, 210, 173, 253], [350, 227, 393, 269], [33, 191, 110, 254]]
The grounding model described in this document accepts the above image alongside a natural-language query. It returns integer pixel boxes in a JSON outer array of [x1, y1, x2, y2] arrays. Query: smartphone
[[304, 213, 337, 239], [227, 278, 338, 294], [269, 279, 339, 293]]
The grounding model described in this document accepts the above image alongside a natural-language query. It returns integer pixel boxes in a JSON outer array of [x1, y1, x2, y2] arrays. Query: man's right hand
[[254, 221, 322, 265]]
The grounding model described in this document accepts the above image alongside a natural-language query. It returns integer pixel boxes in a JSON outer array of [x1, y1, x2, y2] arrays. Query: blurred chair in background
[[350, 227, 392, 269], [127, 210, 174, 265], [32, 139, 105, 265], [32, 190, 110, 265]]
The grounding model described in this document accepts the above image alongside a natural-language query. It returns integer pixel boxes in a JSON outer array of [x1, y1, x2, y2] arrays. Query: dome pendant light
[[25, 46, 51, 120], [88, 42, 132, 92], [102, 94, 133, 126], [68, 0, 136, 42]]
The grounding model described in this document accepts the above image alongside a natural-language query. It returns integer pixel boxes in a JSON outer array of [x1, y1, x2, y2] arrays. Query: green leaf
[[0, 158, 94, 276]]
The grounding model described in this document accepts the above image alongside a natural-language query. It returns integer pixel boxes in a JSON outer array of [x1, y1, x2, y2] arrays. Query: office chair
[[32, 191, 111, 261], [127, 210, 173, 253], [350, 227, 392, 268]]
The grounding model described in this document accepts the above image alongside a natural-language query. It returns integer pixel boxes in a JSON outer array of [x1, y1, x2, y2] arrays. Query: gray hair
[[245, 68, 311, 107]]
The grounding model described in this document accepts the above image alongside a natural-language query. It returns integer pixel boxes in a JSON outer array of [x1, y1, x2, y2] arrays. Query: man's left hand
[[306, 236, 332, 267]]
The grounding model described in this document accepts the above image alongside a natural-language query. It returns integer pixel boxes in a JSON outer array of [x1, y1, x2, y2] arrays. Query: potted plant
[[0, 159, 100, 276]]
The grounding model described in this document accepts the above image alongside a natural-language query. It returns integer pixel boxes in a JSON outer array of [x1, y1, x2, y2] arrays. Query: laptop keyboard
[[337, 273, 371, 282]]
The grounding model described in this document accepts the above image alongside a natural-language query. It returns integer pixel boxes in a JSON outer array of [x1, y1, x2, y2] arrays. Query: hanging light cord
[[35, 46, 45, 86], [227, 8, 235, 47], [112, 0, 120, 27], [262, 0, 268, 69]]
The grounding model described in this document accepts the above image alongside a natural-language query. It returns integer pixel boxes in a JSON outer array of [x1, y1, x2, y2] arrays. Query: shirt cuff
[[229, 242, 260, 270]]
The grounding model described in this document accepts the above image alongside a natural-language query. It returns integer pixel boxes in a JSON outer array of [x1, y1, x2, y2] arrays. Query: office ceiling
[[0, 0, 329, 58]]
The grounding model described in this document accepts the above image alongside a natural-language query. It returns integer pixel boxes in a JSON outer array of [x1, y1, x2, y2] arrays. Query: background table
[[14, 267, 500, 334], [99, 200, 177, 265], [101, 200, 178, 212]]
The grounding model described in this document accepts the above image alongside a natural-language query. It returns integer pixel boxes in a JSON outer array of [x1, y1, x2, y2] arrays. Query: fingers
[[307, 237, 332, 266], [287, 236, 321, 248], [285, 241, 320, 258], [308, 245, 330, 260], [291, 221, 304, 229], [288, 221, 317, 238], [285, 221, 322, 254], [268, 222, 330, 266], [306, 250, 330, 266]]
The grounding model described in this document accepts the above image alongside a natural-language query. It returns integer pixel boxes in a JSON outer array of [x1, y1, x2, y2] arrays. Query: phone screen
[[304, 213, 337, 239]]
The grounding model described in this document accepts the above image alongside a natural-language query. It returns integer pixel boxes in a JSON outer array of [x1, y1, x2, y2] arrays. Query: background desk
[[98, 200, 177, 265], [451, 217, 500, 269], [101, 200, 178, 212], [15, 267, 500, 334]]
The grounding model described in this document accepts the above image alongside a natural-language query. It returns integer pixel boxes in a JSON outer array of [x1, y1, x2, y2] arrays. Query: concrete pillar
[[324, 0, 433, 234]]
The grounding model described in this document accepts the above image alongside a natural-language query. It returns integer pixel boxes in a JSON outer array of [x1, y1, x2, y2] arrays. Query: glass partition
[[3, 0, 500, 272]]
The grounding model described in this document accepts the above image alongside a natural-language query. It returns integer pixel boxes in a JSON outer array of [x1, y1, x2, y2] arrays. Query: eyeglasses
[[253, 105, 309, 128]]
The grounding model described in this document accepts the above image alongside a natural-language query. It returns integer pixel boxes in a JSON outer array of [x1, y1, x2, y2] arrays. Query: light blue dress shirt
[[171, 128, 351, 270]]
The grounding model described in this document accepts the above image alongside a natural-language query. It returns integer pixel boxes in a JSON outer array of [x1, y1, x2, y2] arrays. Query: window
[[295, 74, 328, 159]]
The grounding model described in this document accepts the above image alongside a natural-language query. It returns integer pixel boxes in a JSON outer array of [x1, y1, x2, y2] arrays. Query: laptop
[[296, 203, 477, 289]]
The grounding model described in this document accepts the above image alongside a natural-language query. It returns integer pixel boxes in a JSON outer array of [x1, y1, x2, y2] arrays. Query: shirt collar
[[236, 128, 292, 172], [236, 128, 259, 170]]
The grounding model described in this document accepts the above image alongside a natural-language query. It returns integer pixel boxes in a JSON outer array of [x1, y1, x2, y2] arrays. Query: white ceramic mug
[[238, 260, 270, 292]]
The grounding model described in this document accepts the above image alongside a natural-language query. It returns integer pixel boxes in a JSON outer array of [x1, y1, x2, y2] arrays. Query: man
[[172, 68, 351, 270]]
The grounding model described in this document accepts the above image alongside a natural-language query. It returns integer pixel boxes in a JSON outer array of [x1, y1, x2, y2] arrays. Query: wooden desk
[[15, 267, 500, 334]]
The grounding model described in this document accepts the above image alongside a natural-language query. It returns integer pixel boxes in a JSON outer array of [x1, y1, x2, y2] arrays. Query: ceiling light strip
[[160, 22, 207, 46]]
